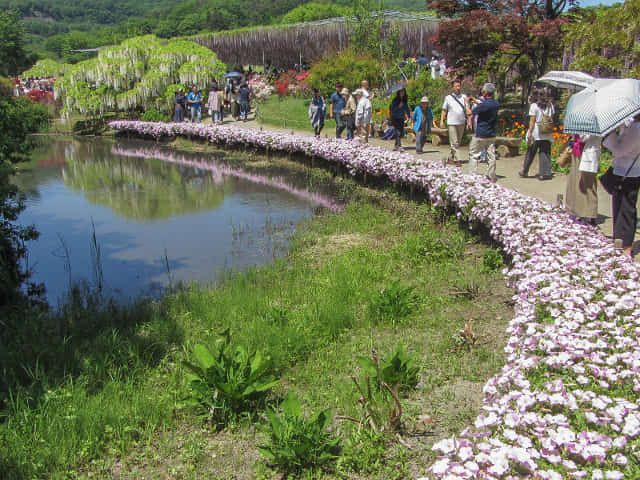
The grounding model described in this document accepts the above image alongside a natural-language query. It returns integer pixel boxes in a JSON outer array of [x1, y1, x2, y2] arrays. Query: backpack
[[538, 106, 554, 134]]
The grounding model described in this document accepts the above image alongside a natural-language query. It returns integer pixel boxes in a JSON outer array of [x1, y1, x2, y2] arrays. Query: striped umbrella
[[563, 78, 640, 136], [538, 70, 596, 90]]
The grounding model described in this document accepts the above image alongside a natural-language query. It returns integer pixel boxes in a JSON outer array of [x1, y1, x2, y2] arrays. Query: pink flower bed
[[109, 120, 640, 480]]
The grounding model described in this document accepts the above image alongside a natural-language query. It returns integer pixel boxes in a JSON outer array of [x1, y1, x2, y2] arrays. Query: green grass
[[256, 96, 338, 134], [0, 143, 513, 479]]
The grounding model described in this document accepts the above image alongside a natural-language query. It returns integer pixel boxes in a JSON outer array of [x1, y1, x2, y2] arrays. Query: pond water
[[16, 136, 335, 306]]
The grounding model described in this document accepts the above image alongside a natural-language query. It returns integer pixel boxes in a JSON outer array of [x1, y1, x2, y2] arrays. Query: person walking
[[389, 88, 411, 152], [519, 89, 554, 180], [412, 96, 435, 154], [355, 89, 372, 143], [602, 118, 640, 256], [230, 86, 240, 120], [565, 134, 600, 224], [440, 80, 469, 166], [238, 83, 251, 121], [187, 86, 202, 123], [329, 82, 346, 138], [207, 86, 223, 124], [308, 88, 326, 138], [174, 89, 186, 123], [467, 83, 500, 182], [340, 87, 357, 140]]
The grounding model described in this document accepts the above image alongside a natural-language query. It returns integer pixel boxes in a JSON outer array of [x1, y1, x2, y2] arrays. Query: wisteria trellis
[[109, 120, 640, 480]]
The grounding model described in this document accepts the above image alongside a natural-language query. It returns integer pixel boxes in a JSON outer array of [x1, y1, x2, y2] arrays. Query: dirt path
[[206, 116, 616, 239]]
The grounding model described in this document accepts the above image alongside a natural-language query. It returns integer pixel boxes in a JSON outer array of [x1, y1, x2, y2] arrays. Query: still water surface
[[16, 137, 334, 305]]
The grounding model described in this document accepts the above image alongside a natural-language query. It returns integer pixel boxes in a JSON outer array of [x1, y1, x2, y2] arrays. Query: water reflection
[[17, 136, 334, 306]]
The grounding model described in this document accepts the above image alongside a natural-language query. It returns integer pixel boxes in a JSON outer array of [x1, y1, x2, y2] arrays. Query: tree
[[280, 2, 348, 24], [428, 0, 573, 99], [0, 81, 49, 309], [564, 1, 640, 78], [0, 10, 29, 76], [348, 0, 400, 66]]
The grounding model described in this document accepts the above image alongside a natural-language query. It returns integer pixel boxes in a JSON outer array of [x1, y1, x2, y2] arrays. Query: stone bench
[[430, 128, 521, 157]]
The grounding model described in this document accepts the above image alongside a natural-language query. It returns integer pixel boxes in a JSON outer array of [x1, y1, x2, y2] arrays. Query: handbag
[[557, 146, 572, 168], [599, 153, 640, 195]]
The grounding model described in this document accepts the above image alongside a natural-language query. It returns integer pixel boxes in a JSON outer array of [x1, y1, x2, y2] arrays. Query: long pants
[[239, 103, 250, 120], [391, 118, 404, 149], [358, 124, 369, 143], [415, 130, 428, 152], [174, 106, 184, 122], [190, 106, 201, 123], [448, 124, 465, 162], [469, 136, 497, 181], [335, 112, 346, 138], [612, 178, 640, 247], [522, 140, 551, 177]]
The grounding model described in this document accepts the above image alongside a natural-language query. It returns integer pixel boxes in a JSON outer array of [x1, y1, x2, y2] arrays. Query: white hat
[[353, 89, 363, 96], [420, 96, 430, 103], [341, 87, 350, 95]]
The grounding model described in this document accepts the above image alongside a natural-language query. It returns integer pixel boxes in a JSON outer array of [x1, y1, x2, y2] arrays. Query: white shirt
[[430, 59, 440, 80], [356, 96, 372, 126], [528, 103, 554, 142], [361, 88, 370, 99], [603, 122, 640, 177], [442, 93, 468, 126], [578, 135, 601, 174]]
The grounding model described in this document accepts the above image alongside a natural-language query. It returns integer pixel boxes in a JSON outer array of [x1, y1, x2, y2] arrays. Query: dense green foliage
[[358, 345, 420, 393], [564, 0, 640, 77], [281, 2, 349, 24], [0, 89, 49, 311], [0, 10, 31, 75], [309, 49, 384, 94]]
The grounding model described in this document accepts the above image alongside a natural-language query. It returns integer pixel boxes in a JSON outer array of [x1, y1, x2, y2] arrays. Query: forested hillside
[[2, 0, 427, 62]]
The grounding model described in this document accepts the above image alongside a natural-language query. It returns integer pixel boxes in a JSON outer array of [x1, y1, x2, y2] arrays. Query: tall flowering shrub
[[247, 75, 274, 103], [110, 120, 640, 480]]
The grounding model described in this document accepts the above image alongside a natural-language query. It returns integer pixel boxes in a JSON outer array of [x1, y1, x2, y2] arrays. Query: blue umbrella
[[223, 72, 243, 78], [563, 78, 640, 137]]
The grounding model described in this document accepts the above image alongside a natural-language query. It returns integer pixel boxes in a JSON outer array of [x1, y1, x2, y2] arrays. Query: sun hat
[[341, 88, 350, 95], [354, 89, 363, 96], [420, 96, 430, 103]]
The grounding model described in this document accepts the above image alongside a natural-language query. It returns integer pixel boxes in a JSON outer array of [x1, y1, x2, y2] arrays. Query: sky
[[577, 0, 620, 6]]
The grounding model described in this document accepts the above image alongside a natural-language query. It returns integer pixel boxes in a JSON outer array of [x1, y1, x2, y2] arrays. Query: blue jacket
[[412, 106, 434, 133], [471, 98, 499, 138]]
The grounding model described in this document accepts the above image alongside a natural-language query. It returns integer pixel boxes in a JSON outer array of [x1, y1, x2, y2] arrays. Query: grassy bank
[[256, 96, 338, 134], [1, 140, 513, 479]]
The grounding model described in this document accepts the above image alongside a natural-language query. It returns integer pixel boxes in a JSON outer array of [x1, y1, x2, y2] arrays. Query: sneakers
[[538, 175, 553, 181], [446, 159, 462, 167], [518, 171, 528, 178]]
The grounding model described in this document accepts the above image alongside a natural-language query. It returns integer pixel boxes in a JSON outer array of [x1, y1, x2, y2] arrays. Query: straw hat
[[341, 88, 350, 95], [420, 96, 430, 103]]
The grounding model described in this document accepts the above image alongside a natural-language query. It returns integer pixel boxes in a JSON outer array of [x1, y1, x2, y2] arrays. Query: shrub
[[140, 109, 166, 122], [258, 393, 340, 474], [308, 49, 384, 97], [404, 71, 449, 118], [183, 329, 278, 425]]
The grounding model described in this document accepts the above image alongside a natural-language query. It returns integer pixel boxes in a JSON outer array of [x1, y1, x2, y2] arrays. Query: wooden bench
[[430, 128, 521, 157]]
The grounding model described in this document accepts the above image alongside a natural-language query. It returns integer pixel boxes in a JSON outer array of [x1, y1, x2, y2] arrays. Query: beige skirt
[[565, 154, 598, 219]]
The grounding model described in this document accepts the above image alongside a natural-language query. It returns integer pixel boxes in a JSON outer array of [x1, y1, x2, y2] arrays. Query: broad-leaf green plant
[[258, 392, 340, 474], [358, 345, 419, 394], [183, 329, 278, 425]]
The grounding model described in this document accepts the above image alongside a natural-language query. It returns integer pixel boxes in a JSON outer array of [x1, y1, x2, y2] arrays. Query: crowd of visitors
[[13, 77, 56, 103], [172, 69, 258, 124]]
